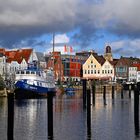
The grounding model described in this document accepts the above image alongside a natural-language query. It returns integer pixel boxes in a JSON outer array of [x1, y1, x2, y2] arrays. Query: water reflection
[[0, 90, 139, 139]]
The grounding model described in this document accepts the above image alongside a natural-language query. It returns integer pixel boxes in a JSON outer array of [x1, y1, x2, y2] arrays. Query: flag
[[64, 45, 67, 52], [70, 46, 73, 53]]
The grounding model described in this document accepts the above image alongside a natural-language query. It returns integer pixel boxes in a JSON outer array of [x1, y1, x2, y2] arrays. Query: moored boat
[[65, 87, 75, 96], [14, 67, 56, 98]]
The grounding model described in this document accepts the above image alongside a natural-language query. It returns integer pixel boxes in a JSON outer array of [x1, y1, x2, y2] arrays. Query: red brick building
[[46, 52, 85, 82]]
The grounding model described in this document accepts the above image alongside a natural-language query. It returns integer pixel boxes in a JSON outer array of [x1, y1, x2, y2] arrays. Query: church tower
[[104, 45, 113, 61]]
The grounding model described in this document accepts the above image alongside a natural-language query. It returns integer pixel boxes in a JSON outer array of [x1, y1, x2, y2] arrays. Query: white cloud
[[110, 39, 140, 58], [51, 34, 70, 44], [46, 33, 75, 55]]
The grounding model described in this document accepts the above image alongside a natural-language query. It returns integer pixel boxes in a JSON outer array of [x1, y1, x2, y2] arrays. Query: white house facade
[[129, 66, 137, 82], [83, 54, 114, 81], [101, 60, 114, 81]]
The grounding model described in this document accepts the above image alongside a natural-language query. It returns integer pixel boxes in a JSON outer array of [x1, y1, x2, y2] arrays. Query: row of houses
[[83, 46, 140, 83], [47, 45, 140, 83], [0, 46, 140, 84], [0, 48, 46, 81]]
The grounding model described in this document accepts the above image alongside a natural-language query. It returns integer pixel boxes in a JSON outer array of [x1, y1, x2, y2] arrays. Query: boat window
[[16, 71, 20, 74], [26, 71, 30, 74], [31, 71, 35, 74], [21, 71, 24, 74]]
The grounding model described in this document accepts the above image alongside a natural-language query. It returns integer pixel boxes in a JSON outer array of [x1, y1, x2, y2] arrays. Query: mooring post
[[129, 84, 131, 98], [121, 86, 124, 99], [87, 89, 91, 139], [83, 79, 87, 108], [134, 85, 139, 136], [103, 86, 106, 105], [7, 93, 14, 140], [92, 80, 95, 106], [47, 92, 54, 139], [112, 85, 115, 100]]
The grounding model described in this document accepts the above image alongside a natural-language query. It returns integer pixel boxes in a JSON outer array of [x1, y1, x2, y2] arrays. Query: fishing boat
[[14, 67, 56, 97]]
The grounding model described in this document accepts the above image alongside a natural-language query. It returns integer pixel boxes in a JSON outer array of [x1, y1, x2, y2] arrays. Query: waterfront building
[[128, 63, 140, 83], [115, 57, 131, 82], [46, 51, 85, 82], [101, 59, 114, 81], [0, 48, 39, 81], [128, 64, 137, 82], [46, 51, 64, 82], [61, 54, 83, 82], [115, 57, 140, 83], [83, 54, 103, 79], [0, 53, 6, 79], [83, 53, 114, 81]]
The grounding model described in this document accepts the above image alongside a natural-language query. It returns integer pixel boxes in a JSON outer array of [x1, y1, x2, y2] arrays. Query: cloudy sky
[[0, 0, 140, 58]]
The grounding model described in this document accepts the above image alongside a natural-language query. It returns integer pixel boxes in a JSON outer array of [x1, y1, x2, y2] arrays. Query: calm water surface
[[0, 90, 139, 140]]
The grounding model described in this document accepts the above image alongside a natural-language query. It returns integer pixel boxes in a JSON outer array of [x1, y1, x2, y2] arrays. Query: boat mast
[[52, 33, 55, 53], [52, 33, 55, 70]]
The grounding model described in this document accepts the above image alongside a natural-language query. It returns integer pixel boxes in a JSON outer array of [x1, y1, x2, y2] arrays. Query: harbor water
[[0, 90, 139, 140]]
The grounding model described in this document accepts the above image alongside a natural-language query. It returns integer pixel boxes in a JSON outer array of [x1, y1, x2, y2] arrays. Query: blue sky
[[0, 0, 140, 58]]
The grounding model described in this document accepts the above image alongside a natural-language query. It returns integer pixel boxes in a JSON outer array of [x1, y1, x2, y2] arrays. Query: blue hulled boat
[[14, 68, 56, 97]]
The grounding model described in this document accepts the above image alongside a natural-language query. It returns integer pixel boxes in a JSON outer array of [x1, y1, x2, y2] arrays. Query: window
[[108, 70, 110, 74], [98, 70, 100, 74], [88, 70, 90, 74], [85, 70, 87, 74], [102, 70, 104, 74], [91, 60, 93, 63], [26, 71, 30, 74], [21, 71, 24, 74], [94, 70, 96, 74], [31, 71, 35, 74], [91, 70, 93, 74]]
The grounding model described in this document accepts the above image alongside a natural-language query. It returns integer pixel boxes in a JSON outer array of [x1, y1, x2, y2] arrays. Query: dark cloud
[[0, 0, 140, 49]]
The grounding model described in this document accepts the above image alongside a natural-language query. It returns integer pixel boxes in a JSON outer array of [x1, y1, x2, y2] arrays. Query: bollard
[[134, 86, 139, 136], [121, 87, 124, 99], [129, 84, 131, 98], [87, 89, 91, 139], [103, 86, 106, 105], [83, 79, 87, 108], [7, 93, 14, 140], [112, 85, 115, 99], [47, 92, 54, 139], [92, 84, 95, 106]]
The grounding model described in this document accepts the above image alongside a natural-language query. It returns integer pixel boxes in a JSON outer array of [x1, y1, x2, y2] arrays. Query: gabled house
[[115, 57, 131, 82], [129, 64, 137, 82], [83, 53, 114, 81], [83, 54, 103, 79], [101, 60, 114, 81], [0, 48, 38, 80]]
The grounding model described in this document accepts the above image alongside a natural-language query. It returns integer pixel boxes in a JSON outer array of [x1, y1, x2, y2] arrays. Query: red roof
[[3, 48, 33, 64], [132, 63, 140, 71]]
